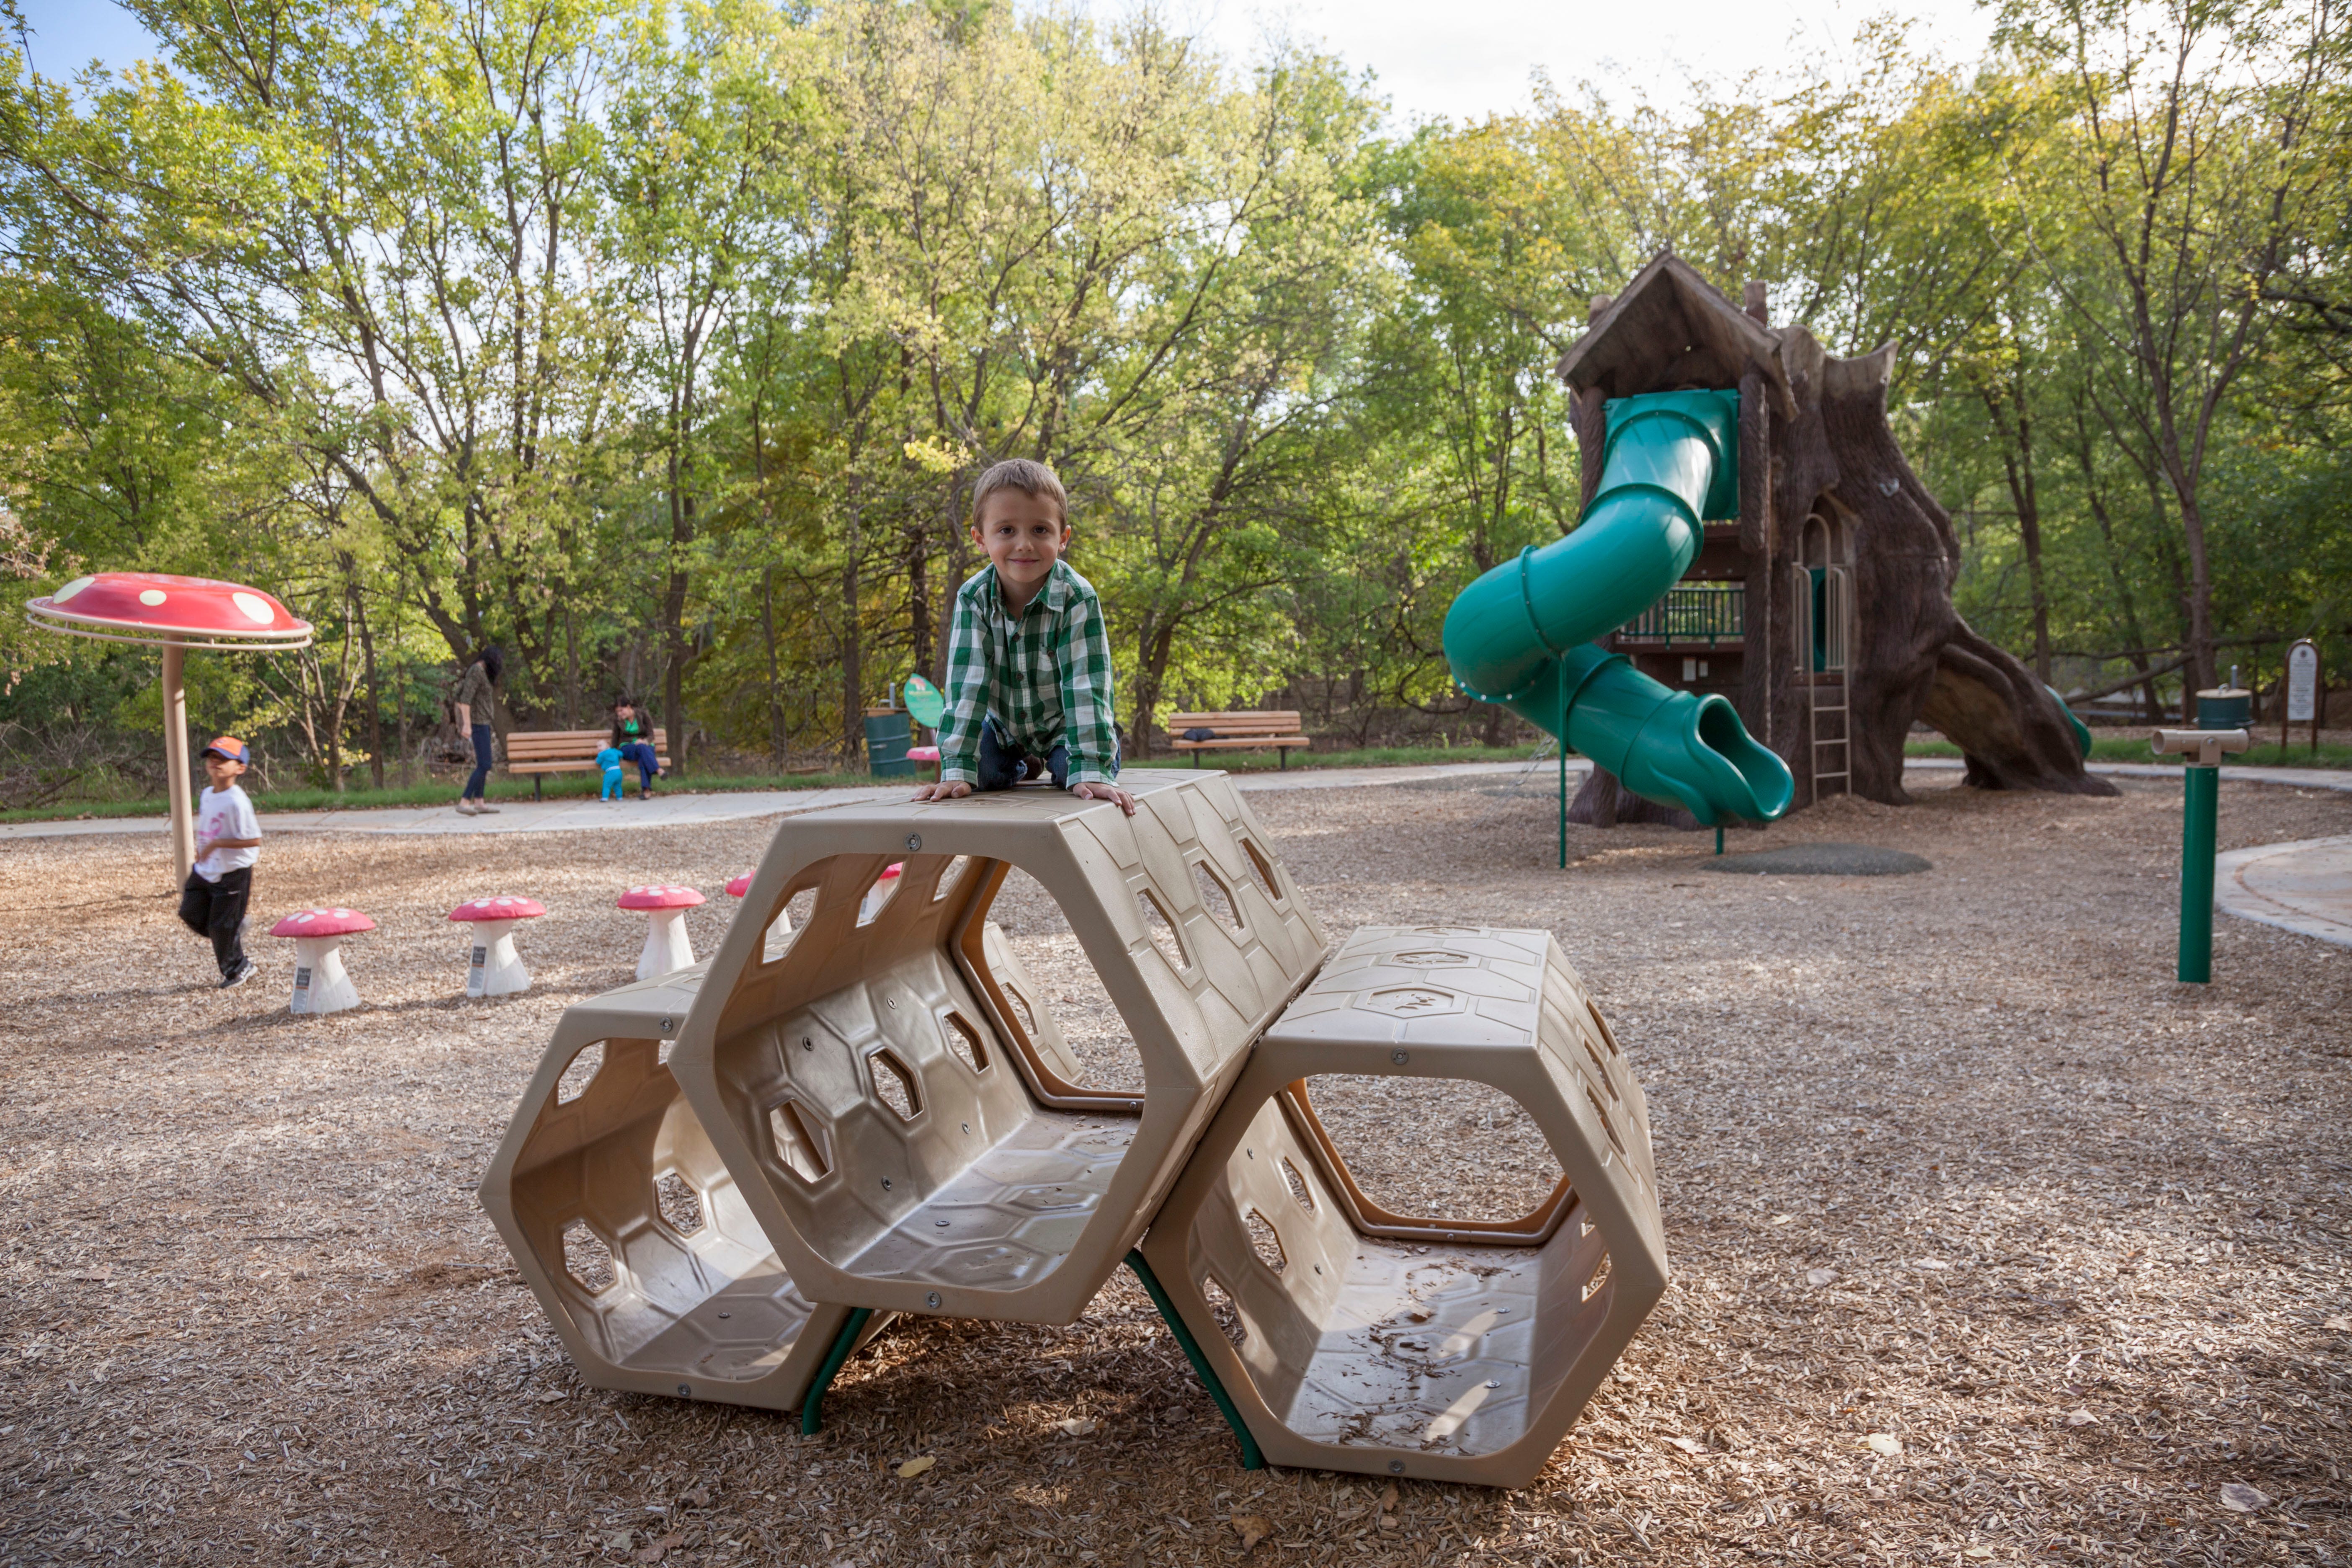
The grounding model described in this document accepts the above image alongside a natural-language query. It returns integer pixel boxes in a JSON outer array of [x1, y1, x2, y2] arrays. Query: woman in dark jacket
[[610, 699, 662, 799], [453, 647, 504, 816]]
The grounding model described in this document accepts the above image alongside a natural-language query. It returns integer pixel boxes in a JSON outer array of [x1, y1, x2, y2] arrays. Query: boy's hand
[[912, 781, 973, 804], [1070, 780, 1138, 816]]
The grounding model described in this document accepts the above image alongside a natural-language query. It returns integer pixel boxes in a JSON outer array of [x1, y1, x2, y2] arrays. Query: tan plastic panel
[[477, 963, 864, 1409], [667, 771, 1327, 1323], [1140, 926, 1667, 1487]]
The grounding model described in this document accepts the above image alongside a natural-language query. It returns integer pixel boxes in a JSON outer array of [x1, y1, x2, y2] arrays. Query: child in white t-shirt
[[179, 736, 262, 988]]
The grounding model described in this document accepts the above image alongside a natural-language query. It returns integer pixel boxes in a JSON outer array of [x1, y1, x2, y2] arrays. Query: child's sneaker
[[220, 958, 259, 989]]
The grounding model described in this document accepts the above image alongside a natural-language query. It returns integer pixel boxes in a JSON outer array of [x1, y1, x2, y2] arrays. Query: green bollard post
[[2152, 707, 2251, 985]]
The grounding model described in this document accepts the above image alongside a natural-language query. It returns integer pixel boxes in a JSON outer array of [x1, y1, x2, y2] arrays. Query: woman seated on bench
[[610, 698, 662, 799]]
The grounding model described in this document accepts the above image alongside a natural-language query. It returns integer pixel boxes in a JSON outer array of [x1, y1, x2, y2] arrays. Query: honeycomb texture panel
[[1142, 925, 1666, 1487], [668, 770, 1327, 1323], [477, 967, 862, 1408]]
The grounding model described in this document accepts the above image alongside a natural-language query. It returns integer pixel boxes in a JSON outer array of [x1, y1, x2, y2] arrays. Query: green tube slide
[[1442, 389, 1795, 826]]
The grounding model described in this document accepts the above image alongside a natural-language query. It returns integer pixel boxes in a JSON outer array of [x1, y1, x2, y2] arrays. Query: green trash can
[[864, 706, 914, 777], [2195, 685, 2251, 731]]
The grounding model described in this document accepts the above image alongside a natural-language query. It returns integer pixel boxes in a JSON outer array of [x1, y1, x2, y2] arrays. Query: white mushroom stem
[[162, 641, 193, 885], [464, 918, 531, 997], [288, 936, 361, 1015], [636, 908, 695, 981]]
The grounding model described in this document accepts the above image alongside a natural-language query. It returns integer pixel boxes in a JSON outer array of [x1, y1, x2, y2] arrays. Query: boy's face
[[971, 489, 1071, 594], [203, 755, 244, 789]]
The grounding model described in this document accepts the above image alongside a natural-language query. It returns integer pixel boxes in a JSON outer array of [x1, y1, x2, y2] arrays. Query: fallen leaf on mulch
[[1058, 1417, 1097, 1436], [533, 1390, 567, 1403], [2326, 1315, 2352, 1331], [1805, 1267, 1836, 1287], [1376, 1483, 1396, 1513], [1230, 1514, 1273, 1551], [1663, 1435, 1704, 1455], [2220, 1482, 2270, 1513], [632, 1532, 679, 1563], [680, 1487, 709, 1507], [2065, 1408, 2098, 1426], [1964, 1547, 1995, 1560], [1862, 1434, 1903, 1457], [895, 1456, 935, 1478]]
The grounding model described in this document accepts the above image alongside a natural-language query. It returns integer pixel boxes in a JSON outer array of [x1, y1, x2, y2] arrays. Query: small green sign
[[901, 673, 946, 730]]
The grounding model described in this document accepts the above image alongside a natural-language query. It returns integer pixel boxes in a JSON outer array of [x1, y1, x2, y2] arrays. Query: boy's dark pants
[[178, 867, 252, 978], [974, 715, 1120, 791]]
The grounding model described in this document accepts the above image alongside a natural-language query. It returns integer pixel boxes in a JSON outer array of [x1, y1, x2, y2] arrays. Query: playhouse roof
[[1555, 252, 1793, 413]]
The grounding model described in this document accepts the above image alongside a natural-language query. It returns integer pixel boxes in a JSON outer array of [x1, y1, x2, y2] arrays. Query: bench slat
[[1168, 712, 1301, 726], [1169, 735, 1310, 750]]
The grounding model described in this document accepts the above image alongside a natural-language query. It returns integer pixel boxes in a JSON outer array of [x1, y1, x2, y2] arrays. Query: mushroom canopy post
[[617, 884, 705, 980], [23, 573, 312, 886], [269, 906, 375, 1015], [450, 895, 547, 997]]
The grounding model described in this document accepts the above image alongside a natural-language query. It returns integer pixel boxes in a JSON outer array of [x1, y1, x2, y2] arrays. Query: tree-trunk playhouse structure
[[1445, 253, 2109, 826]]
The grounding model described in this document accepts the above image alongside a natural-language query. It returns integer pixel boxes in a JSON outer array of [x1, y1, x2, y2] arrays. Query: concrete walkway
[[2215, 836, 2352, 950], [8, 755, 2347, 844]]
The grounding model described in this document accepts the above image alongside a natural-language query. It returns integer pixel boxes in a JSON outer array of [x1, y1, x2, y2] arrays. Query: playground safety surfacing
[[5, 766, 2352, 1563]]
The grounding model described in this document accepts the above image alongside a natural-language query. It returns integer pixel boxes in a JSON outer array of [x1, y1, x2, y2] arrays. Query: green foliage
[[0, 0, 2342, 805]]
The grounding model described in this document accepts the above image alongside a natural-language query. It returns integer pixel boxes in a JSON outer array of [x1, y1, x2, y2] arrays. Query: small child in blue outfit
[[595, 745, 625, 804]]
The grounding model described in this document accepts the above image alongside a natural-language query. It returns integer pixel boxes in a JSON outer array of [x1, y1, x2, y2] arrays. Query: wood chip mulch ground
[[3, 766, 2351, 1566]]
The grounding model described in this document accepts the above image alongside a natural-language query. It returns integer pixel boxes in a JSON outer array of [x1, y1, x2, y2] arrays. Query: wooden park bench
[[505, 728, 672, 799], [1166, 710, 1310, 770]]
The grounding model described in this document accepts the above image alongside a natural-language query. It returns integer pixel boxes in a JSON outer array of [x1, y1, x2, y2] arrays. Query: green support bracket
[[799, 1307, 874, 1436], [2178, 764, 2219, 984], [1123, 1250, 1264, 1470]]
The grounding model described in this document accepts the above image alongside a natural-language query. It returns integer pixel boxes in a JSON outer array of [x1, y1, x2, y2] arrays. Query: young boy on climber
[[912, 458, 1136, 817]]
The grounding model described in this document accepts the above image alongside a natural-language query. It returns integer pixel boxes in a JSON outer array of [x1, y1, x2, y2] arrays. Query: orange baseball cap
[[201, 735, 250, 764]]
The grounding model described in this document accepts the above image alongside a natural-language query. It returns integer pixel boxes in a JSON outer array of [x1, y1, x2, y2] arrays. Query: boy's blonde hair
[[970, 458, 1068, 527]]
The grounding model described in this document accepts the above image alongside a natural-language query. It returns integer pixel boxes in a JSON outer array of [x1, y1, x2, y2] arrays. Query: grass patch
[[0, 768, 879, 825], [1137, 742, 1548, 774], [1903, 735, 2352, 769]]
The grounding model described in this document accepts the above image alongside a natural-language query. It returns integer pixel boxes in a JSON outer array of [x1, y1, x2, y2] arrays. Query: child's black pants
[[178, 867, 252, 978]]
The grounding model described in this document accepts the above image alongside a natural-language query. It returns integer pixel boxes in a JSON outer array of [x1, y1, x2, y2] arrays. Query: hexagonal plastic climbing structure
[[477, 964, 870, 1408], [1138, 925, 1667, 1487], [664, 771, 1326, 1324]]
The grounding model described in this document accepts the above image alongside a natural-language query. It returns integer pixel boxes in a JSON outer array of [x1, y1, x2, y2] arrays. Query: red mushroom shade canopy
[[23, 572, 313, 890], [450, 896, 547, 922], [618, 885, 705, 910], [270, 907, 377, 938], [27, 572, 312, 648], [724, 873, 753, 897]]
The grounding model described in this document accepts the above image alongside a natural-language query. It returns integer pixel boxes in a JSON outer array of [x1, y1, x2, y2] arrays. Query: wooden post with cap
[[163, 640, 194, 885]]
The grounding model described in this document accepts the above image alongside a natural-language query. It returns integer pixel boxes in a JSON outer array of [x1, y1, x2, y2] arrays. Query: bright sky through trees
[[25, 0, 2001, 121]]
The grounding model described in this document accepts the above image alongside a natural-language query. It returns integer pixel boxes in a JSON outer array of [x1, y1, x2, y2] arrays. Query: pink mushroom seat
[[269, 907, 375, 1015], [905, 744, 942, 780], [617, 885, 705, 980], [726, 870, 799, 959], [450, 896, 547, 998]]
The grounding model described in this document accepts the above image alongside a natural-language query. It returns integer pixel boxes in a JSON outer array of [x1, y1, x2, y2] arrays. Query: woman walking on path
[[610, 698, 662, 799], [453, 648, 504, 816]]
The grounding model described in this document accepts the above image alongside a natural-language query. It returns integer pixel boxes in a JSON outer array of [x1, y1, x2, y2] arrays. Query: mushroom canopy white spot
[[137, 589, 167, 606], [52, 576, 93, 602], [232, 591, 275, 624]]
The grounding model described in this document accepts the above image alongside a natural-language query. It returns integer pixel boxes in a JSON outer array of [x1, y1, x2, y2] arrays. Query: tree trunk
[[356, 586, 384, 791], [763, 565, 784, 762]]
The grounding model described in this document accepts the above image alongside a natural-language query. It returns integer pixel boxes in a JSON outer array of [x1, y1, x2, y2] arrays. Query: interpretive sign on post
[[2284, 640, 2321, 753]]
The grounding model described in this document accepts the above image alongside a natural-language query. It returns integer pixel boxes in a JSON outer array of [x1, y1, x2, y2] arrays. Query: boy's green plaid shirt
[[938, 560, 1119, 786]]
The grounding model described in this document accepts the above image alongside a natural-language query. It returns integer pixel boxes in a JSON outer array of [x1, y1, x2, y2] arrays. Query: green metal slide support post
[[1124, 1250, 1264, 1470]]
